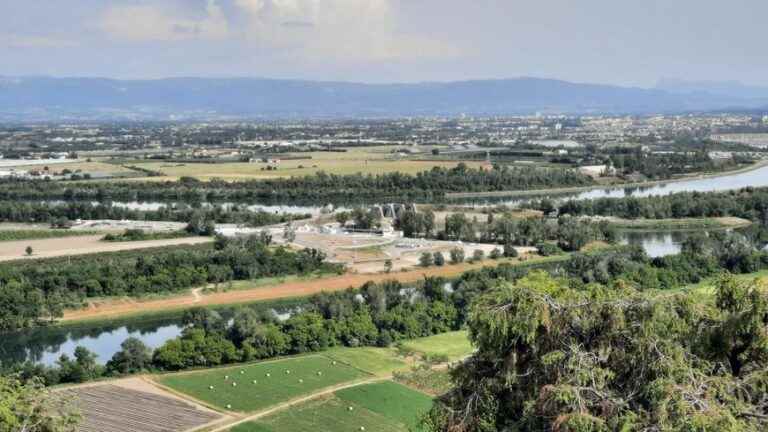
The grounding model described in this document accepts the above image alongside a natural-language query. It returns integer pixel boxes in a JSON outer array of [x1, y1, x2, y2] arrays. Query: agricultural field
[[395, 367, 453, 396], [0, 229, 98, 242], [66, 381, 223, 432], [0, 234, 212, 262], [158, 355, 368, 412], [401, 331, 473, 361], [127, 148, 486, 180], [12, 160, 138, 177], [324, 347, 409, 376], [231, 381, 433, 432]]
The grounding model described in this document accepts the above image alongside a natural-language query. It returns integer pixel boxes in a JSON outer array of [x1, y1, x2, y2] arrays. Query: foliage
[[426, 272, 768, 431], [0, 375, 79, 432]]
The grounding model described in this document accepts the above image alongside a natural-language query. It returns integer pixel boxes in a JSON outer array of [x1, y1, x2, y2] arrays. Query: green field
[[231, 381, 433, 432], [0, 230, 98, 242], [401, 331, 473, 361], [395, 368, 453, 396], [325, 347, 409, 377], [158, 355, 367, 412]]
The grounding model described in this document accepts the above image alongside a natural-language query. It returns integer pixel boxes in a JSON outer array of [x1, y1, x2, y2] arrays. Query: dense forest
[[0, 235, 342, 331], [0, 164, 594, 204]]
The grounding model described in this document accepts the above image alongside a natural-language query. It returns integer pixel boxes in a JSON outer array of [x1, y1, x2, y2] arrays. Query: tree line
[[0, 200, 308, 228], [396, 210, 617, 252], [0, 235, 342, 331], [0, 163, 595, 205]]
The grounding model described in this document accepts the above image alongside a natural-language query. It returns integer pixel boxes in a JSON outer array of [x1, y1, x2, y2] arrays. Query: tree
[[106, 337, 153, 375], [425, 271, 768, 431], [0, 375, 80, 432], [419, 252, 434, 268], [449, 248, 465, 264], [471, 249, 485, 262], [489, 248, 502, 259], [433, 252, 445, 266], [25, 246, 33, 256], [384, 259, 393, 273], [283, 223, 297, 243]]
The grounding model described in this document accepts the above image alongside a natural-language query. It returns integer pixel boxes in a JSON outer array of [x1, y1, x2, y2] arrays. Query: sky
[[1, 0, 767, 87]]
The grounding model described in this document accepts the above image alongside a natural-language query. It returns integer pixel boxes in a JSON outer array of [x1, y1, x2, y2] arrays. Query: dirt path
[[61, 258, 526, 323], [0, 235, 213, 262]]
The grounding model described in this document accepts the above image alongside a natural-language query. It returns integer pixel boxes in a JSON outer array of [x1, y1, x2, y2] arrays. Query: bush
[[449, 248, 465, 264], [433, 252, 445, 266], [489, 248, 502, 259], [419, 252, 434, 267], [536, 242, 562, 257]]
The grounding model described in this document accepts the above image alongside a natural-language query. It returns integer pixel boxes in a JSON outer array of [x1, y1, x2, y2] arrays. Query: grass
[[231, 395, 407, 432], [678, 269, 768, 300], [157, 355, 367, 412], [394, 368, 453, 396], [401, 331, 473, 361], [0, 230, 98, 242], [336, 381, 434, 430], [231, 381, 433, 432], [325, 347, 409, 377]]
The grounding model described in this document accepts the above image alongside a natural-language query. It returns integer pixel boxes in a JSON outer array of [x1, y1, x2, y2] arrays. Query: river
[[0, 299, 304, 367]]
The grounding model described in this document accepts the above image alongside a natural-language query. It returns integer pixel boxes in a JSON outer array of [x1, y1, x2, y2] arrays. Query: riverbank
[[61, 254, 569, 324], [446, 159, 768, 200]]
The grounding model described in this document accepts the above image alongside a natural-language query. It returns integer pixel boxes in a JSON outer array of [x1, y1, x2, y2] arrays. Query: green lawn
[[401, 331, 473, 361], [231, 381, 433, 432], [325, 347, 409, 377], [158, 355, 367, 412], [336, 381, 433, 431]]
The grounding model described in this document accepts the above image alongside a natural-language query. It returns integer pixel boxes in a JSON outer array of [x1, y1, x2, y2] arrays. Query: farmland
[[0, 234, 212, 262], [65, 379, 224, 432], [230, 381, 433, 432], [0, 229, 98, 242], [126, 148, 486, 181], [157, 355, 368, 412], [401, 331, 473, 361]]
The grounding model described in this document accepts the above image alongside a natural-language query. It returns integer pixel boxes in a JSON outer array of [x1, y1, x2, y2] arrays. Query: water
[[456, 164, 768, 207], [618, 230, 689, 257], [0, 316, 183, 367], [0, 299, 305, 367]]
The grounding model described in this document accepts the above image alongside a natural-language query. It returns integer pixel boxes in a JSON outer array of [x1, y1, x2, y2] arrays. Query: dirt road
[[0, 235, 213, 262], [62, 258, 526, 323]]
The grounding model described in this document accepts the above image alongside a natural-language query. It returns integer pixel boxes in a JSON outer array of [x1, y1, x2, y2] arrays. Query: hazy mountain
[[656, 78, 768, 100], [0, 76, 765, 121]]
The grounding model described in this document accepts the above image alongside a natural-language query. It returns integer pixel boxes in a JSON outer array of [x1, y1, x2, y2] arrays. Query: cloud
[[233, 0, 460, 62], [2, 34, 78, 49], [100, 1, 229, 42]]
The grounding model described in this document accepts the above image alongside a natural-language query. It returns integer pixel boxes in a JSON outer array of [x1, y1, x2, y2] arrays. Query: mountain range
[[0, 76, 766, 121]]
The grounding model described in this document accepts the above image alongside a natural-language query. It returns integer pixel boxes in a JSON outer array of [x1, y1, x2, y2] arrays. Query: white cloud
[[100, 1, 229, 42], [233, 0, 460, 62]]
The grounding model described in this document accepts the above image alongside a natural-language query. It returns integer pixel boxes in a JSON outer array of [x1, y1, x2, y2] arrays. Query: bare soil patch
[[0, 235, 212, 262]]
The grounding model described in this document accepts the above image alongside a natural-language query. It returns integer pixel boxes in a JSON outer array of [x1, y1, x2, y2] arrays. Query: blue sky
[[1, 0, 766, 86]]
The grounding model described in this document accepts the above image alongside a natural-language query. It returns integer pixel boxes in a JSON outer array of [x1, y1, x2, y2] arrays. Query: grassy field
[[126, 149, 485, 181], [13, 160, 137, 176], [231, 381, 433, 432], [401, 331, 473, 361], [325, 347, 409, 377], [395, 368, 453, 396], [158, 355, 367, 412], [0, 229, 98, 242]]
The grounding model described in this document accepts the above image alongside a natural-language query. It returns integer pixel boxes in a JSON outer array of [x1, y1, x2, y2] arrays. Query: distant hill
[[0, 76, 765, 121], [656, 78, 768, 100]]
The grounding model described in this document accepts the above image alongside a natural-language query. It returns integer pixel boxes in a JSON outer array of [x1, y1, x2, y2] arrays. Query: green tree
[[25, 246, 33, 256], [449, 248, 465, 264], [106, 337, 153, 375], [419, 252, 434, 267], [433, 252, 445, 266], [0, 375, 79, 432]]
